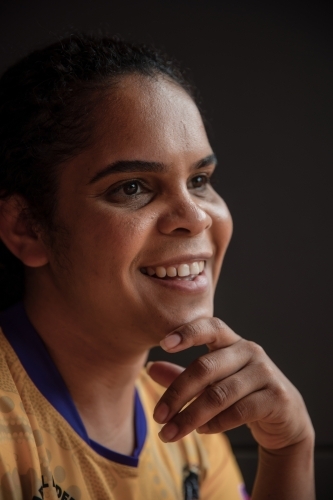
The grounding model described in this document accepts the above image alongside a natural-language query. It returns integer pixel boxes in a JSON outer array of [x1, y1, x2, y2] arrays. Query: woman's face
[[47, 74, 232, 349]]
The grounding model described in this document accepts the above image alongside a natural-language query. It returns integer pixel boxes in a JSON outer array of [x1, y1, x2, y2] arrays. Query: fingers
[[157, 363, 267, 443], [196, 390, 272, 435], [160, 317, 241, 353], [153, 339, 252, 424], [153, 317, 313, 451], [146, 361, 185, 388], [153, 317, 285, 445]]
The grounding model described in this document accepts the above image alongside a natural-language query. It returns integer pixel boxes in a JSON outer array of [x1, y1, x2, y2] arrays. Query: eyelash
[[188, 174, 210, 190], [104, 173, 212, 203], [106, 179, 148, 198]]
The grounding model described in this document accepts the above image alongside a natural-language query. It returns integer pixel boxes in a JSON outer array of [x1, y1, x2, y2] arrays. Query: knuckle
[[232, 400, 250, 422], [205, 384, 229, 409], [273, 381, 290, 403], [177, 322, 198, 342], [165, 383, 183, 404], [257, 360, 276, 380], [247, 340, 265, 358], [209, 317, 226, 332], [265, 380, 291, 411], [176, 317, 228, 345], [192, 355, 217, 378], [226, 376, 243, 395]]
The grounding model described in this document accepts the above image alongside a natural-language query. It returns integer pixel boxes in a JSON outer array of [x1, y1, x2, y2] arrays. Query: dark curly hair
[[0, 33, 197, 310]]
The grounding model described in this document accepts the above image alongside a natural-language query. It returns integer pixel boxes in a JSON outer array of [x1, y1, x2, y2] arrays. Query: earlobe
[[0, 196, 49, 267]]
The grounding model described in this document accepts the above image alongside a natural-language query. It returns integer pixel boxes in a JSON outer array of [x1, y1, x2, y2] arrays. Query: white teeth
[[178, 264, 190, 277], [144, 261, 205, 278], [156, 266, 167, 278], [166, 266, 177, 277], [189, 262, 200, 275]]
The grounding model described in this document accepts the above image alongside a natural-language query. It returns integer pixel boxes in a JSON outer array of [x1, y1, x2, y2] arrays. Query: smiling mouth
[[140, 261, 205, 281]]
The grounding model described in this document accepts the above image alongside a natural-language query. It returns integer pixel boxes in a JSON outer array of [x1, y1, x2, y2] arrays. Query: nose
[[157, 190, 212, 236]]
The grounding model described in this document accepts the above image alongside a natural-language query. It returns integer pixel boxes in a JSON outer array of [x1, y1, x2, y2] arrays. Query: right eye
[[103, 179, 153, 206]]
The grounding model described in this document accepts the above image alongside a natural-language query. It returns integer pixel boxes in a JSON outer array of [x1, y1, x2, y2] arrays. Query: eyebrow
[[88, 153, 217, 184]]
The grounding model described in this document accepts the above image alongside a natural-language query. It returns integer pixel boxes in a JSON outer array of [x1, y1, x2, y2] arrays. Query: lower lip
[[143, 271, 209, 293]]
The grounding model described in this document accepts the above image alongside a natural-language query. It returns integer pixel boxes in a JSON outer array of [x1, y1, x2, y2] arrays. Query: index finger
[[154, 318, 245, 424], [160, 317, 242, 353]]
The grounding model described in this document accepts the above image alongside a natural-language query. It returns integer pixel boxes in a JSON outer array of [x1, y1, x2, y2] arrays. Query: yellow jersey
[[0, 303, 249, 500]]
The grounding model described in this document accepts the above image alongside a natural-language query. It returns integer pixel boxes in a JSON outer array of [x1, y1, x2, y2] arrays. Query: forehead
[[61, 74, 211, 187], [91, 74, 209, 160]]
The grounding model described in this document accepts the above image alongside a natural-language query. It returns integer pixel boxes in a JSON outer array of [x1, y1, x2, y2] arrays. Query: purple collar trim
[[0, 302, 147, 467]]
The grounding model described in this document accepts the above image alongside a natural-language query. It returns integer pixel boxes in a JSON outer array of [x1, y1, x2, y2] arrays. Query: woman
[[0, 34, 315, 499]]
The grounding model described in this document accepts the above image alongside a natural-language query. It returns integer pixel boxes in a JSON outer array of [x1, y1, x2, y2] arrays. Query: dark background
[[0, 0, 332, 496]]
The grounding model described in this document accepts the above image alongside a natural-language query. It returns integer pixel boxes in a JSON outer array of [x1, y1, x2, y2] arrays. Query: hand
[[148, 317, 314, 452]]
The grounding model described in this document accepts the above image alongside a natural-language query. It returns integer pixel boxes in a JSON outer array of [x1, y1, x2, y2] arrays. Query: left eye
[[189, 175, 209, 189], [122, 181, 141, 195]]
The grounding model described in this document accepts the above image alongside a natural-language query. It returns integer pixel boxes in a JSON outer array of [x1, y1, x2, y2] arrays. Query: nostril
[[172, 227, 191, 233]]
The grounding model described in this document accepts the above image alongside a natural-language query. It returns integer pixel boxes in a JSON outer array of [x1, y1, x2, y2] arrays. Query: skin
[[0, 74, 315, 498]]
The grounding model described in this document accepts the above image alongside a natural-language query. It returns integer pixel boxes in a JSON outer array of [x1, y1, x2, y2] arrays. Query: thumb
[[146, 361, 185, 388]]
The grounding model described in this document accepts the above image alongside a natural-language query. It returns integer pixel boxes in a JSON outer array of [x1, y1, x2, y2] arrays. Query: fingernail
[[154, 402, 169, 423], [160, 333, 182, 351], [159, 422, 179, 442], [196, 424, 208, 434]]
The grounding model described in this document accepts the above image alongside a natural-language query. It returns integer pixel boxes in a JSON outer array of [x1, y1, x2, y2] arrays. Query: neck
[[23, 289, 149, 456]]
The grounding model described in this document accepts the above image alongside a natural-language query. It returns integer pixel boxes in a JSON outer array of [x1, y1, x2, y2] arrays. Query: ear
[[0, 196, 49, 267]]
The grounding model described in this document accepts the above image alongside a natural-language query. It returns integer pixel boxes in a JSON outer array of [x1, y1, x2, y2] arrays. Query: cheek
[[210, 192, 233, 237], [76, 210, 150, 270], [209, 198, 233, 281]]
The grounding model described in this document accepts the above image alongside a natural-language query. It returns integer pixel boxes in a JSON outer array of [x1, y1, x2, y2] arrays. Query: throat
[[81, 403, 136, 456]]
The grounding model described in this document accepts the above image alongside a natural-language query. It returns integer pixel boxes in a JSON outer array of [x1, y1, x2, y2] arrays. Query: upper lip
[[140, 252, 213, 269]]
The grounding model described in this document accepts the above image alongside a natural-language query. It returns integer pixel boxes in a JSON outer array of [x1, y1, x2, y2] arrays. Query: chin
[[153, 303, 214, 337]]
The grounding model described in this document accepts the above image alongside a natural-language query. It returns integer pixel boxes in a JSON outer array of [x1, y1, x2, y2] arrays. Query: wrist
[[260, 420, 315, 458], [252, 431, 315, 500], [259, 428, 315, 467]]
